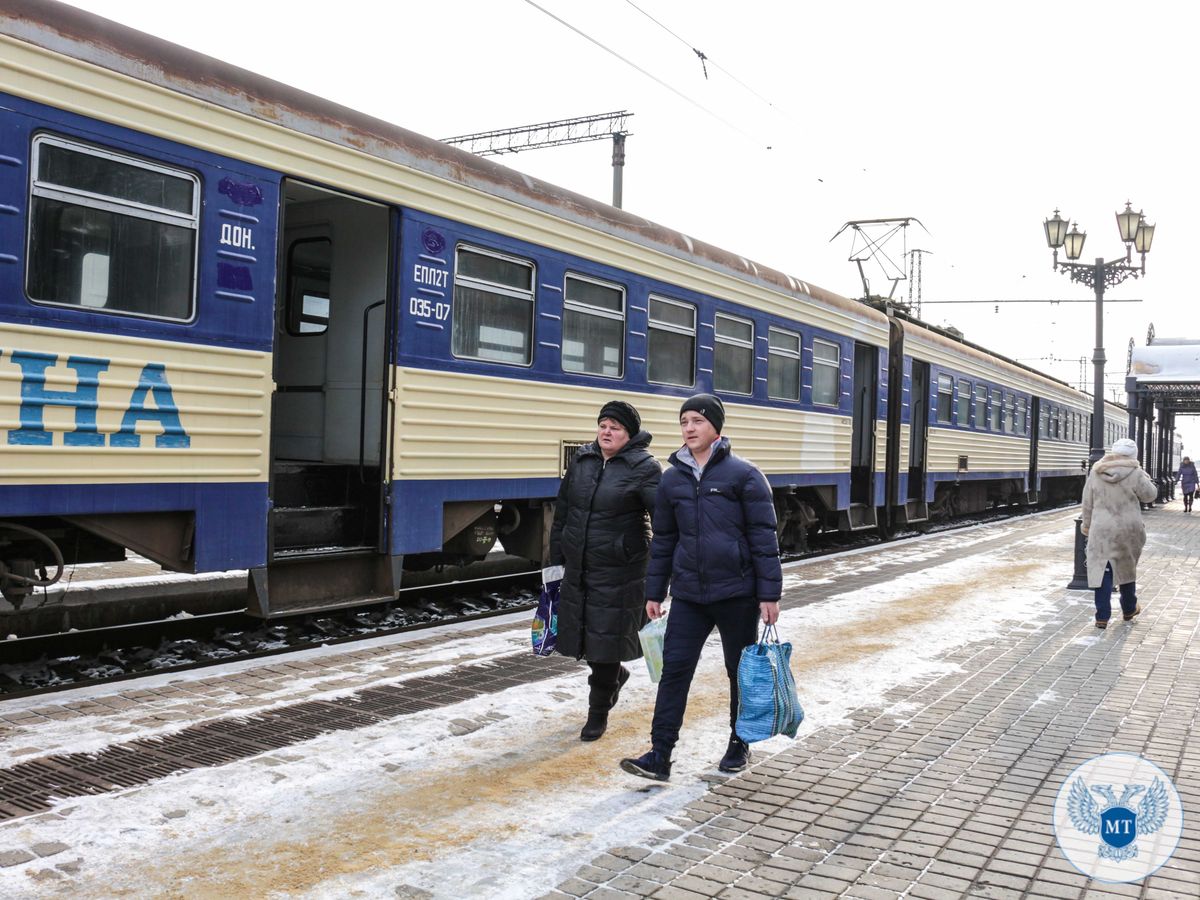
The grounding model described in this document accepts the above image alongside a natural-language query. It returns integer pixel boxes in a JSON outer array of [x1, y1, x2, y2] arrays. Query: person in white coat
[[1080, 438, 1158, 628]]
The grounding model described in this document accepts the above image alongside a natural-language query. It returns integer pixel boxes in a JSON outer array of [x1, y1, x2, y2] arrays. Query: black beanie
[[679, 393, 725, 434], [598, 400, 641, 436]]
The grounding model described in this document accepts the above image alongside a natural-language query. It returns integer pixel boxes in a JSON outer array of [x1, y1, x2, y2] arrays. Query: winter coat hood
[[1092, 455, 1143, 483]]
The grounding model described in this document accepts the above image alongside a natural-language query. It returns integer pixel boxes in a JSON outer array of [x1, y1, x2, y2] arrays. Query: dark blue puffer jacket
[[645, 437, 782, 604]]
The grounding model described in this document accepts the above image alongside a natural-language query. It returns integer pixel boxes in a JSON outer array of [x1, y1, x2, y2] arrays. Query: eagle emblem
[[1067, 777, 1169, 862]]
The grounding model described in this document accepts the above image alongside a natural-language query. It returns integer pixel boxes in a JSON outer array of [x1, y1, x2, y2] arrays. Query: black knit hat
[[598, 400, 641, 436], [679, 393, 725, 434]]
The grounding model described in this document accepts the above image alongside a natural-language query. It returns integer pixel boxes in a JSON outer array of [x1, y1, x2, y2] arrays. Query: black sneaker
[[619, 749, 671, 782], [718, 736, 751, 773]]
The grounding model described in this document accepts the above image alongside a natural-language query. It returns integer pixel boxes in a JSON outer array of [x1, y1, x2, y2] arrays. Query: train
[[0, 1, 1129, 619]]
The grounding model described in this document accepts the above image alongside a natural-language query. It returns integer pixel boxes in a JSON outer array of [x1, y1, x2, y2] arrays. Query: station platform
[[0, 504, 1197, 898]]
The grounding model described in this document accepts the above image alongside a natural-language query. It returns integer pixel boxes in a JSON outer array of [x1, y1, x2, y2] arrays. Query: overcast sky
[[60, 0, 1199, 437]]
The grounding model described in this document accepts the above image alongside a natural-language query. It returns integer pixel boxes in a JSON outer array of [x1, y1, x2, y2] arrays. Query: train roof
[[0, 0, 879, 327]]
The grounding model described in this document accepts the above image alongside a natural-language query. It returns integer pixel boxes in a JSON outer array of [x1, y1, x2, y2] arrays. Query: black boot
[[581, 662, 622, 741], [580, 708, 608, 741]]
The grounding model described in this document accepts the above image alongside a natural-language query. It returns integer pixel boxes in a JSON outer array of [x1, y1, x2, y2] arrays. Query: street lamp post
[[1043, 202, 1155, 467]]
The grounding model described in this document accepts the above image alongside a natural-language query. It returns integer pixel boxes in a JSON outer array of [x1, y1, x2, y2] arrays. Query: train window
[[812, 338, 841, 406], [1004, 394, 1015, 434], [452, 245, 534, 365], [1016, 397, 1027, 436], [1052, 409, 1061, 440], [27, 135, 199, 321], [562, 274, 624, 378], [767, 327, 801, 401], [957, 379, 971, 426], [647, 296, 696, 387], [936, 375, 953, 424], [285, 237, 331, 335], [990, 388, 1002, 431], [974, 384, 987, 430], [714, 313, 754, 395]]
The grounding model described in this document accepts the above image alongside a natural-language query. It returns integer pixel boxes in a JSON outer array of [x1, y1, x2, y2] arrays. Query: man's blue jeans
[[1094, 562, 1136, 622], [650, 596, 759, 756]]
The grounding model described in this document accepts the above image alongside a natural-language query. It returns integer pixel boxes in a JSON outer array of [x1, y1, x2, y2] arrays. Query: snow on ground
[[0, 514, 1077, 898]]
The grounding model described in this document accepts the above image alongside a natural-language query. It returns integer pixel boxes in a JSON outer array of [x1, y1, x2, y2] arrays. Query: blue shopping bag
[[531, 566, 563, 656], [734, 623, 804, 742]]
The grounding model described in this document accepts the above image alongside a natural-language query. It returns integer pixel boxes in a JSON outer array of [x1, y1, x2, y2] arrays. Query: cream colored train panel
[[391, 368, 852, 481], [0, 324, 271, 485], [1038, 440, 1090, 474], [926, 428, 1028, 475]]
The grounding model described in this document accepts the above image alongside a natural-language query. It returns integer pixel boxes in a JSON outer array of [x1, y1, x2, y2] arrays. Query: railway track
[[0, 571, 540, 699]]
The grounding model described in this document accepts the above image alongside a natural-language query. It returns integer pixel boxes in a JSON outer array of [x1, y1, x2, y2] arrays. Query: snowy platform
[[1, 506, 1198, 897]]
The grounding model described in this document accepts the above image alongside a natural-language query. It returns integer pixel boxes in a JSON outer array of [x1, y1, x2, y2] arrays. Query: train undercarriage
[[1, 468, 1090, 621]]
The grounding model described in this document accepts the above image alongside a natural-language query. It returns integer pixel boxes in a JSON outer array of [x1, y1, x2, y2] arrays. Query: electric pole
[[443, 111, 633, 209]]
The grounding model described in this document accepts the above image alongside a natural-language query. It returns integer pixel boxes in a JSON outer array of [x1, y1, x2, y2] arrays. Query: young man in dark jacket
[[620, 393, 782, 781]]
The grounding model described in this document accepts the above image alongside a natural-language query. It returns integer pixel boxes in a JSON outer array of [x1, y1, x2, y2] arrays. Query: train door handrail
[[359, 299, 387, 484]]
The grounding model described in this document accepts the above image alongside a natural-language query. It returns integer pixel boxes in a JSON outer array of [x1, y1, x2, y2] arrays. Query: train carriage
[[0, 2, 1137, 624], [886, 313, 1131, 520]]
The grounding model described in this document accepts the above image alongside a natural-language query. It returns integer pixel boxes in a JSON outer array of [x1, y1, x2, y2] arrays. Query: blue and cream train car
[[884, 312, 1129, 520], [0, 3, 1128, 619]]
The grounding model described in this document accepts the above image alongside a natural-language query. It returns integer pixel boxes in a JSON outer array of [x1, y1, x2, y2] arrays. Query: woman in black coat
[[549, 400, 661, 741]]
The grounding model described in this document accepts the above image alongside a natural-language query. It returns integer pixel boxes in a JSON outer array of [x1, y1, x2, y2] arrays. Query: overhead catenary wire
[[519, 0, 762, 144], [622, 0, 783, 113]]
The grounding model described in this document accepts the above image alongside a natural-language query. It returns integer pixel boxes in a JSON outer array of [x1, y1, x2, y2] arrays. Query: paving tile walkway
[[548, 506, 1200, 899]]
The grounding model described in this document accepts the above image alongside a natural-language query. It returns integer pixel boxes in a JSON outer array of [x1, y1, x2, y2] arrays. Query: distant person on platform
[[1178, 456, 1198, 513], [1081, 437, 1158, 629], [619, 393, 782, 782], [549, 400, 661, 741]]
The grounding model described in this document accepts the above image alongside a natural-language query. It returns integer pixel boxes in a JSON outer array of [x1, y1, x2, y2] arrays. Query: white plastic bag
[[638, 613, 668, 683]]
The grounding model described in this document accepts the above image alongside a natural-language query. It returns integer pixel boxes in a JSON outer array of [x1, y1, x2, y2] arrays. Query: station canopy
[[1129, 338, 1200, 415]]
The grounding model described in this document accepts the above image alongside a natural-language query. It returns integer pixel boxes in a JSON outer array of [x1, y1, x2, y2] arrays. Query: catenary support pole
[[611, 133, 625, 209]]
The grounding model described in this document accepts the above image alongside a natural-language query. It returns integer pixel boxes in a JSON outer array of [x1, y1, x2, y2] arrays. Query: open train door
[[842, 342, 878, 530], [249, 181, 400, 617]]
